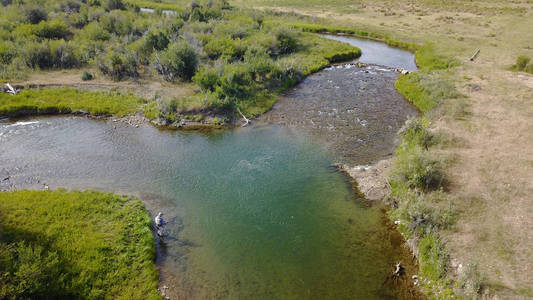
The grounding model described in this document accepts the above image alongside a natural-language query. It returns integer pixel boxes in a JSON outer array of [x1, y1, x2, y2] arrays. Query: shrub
[[48, 40, 80, 68], [0, 41, 17, 65], [273, 27, 299, 55], [189, 6, 223, 22], [144, 30, 170, 51], [35, 19, 71, 40], [153, 42, 198, 81], [24, 6, 48, 24], [515, 55, 530, 71], [398, 117, 434, 149], [23, 42, 54, 69], [216, 63, 253, 100], [203, 37, 245, 60], [193, 66, 220, 92], [394, 146, 445, 191], [97, 50, 139, 81], [243, 48, 277, 82], [82, 71, 94, 81], [82, 22, 111, 41]]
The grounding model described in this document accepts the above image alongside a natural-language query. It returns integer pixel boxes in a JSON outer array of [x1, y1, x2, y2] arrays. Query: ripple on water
[[260, 64, 418, 165]]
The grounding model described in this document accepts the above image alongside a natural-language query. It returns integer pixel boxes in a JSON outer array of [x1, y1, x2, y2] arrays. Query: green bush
[[216, 63, 253, 100], [203, 37, 245, 60], [394, 145, 445, 191], [97, 50, 139, 81], [23, 42, 54, 69], [34, 19, 71, 40], [23, 40, 80, 69], [145, 30, 170, 51], [398, 117, 434, 149], [24, 6, 48, 24], [273, 27, 299, 55], [82, 70, 94, 81], [515, 55, 530, 71], [193, 66, 220, 92], [0, 40, 17, 64], [153, 42, 198, 81], [82, 22, 111, 41]]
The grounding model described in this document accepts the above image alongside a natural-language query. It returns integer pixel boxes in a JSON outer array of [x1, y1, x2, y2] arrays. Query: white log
[[470, 49, 480, 61], [236, 107, 250, 127], [5, 83, 18, 95]]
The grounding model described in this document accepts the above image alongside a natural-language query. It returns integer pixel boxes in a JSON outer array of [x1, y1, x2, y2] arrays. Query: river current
[[0, 36, 420, 299]]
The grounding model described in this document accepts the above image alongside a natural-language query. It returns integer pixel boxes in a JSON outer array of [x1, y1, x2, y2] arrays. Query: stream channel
[[0, 35, 420, 299]]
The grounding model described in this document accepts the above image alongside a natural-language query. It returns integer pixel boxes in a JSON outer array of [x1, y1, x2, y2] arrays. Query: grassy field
[[0, 87, 145, 117], [0, 190, 160, 299], [230, 0, 533, 298]]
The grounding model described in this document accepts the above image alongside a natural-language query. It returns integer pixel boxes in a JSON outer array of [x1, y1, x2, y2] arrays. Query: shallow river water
[[0, 36, 421, 299]]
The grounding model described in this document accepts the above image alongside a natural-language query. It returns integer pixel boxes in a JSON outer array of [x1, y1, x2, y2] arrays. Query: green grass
[[0, 190, 160, 299], [0, 87, 145, 118]]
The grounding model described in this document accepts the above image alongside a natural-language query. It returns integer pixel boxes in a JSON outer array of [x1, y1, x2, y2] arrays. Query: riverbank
[[0, 190, 160, 299], [231, 1, 533, 298]]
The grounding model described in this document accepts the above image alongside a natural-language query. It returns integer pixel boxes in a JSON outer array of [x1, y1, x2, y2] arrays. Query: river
[[0, 36, 420, 299]]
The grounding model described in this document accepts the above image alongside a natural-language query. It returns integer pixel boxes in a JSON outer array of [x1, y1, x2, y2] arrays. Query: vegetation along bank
[[0, 0, 361, 127]]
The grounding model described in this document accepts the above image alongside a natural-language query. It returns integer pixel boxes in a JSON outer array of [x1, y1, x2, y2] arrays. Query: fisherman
[[155, 212, 165, 227]]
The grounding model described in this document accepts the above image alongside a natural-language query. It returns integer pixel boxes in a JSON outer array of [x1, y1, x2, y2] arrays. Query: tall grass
[[0, 87, 145, 117], [0, 190, 160, 299]]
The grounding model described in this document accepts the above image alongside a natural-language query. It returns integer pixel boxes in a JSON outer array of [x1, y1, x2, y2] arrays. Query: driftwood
[[236, 107, 250, 127], [470, 48, 480, 61], [5, 83, 19, 95]]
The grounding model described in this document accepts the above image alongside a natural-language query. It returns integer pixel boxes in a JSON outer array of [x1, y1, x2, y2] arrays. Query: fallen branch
[[5, 83, 19, 95], [236, 107, 250, 127], [470, 48, 480, 61]]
